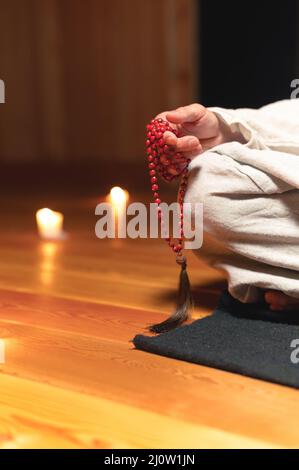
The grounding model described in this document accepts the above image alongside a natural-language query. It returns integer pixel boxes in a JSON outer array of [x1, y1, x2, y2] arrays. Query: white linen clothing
[[185, 99, 299, 302]]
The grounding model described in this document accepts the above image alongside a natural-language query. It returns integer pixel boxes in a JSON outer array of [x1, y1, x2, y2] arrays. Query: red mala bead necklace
[[146, 118, 193, 334]]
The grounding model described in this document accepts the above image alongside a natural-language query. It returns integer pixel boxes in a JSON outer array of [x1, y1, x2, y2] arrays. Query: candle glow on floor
[[0, 339, 5, 364], [39, 241, 59, 287]]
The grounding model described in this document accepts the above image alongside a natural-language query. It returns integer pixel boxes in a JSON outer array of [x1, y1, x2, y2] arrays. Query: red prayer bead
[[146, 117, 190, 259]]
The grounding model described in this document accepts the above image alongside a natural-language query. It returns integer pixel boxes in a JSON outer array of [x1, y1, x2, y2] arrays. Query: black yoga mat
[[132, 291, 299, 388]]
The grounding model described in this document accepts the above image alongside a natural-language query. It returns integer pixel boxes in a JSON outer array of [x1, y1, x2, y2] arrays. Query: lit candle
[[0, 339, 5, 364], [107, 187, 129, 238], [36, 208, 65, 241], [109, 186, 129, 208]]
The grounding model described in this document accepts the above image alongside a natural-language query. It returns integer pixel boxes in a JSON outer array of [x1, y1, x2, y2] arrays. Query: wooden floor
[[0, 191, 299, 449]]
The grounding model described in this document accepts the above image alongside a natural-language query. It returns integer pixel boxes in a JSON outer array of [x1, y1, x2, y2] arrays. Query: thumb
[[166, 104, 206, 125]]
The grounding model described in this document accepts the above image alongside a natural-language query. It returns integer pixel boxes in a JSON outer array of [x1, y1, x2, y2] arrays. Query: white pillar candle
[[36, 208, 65, 241], [108, 187, 128, 237]]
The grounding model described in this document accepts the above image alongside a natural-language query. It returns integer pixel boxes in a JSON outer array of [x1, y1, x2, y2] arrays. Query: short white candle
[[36, 208, 65, 241], [108, 187, 128, 237]]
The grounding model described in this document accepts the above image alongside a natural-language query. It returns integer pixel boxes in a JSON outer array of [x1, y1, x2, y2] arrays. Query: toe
[[265, 290, 299, 311], [264, 290, 280, 306]]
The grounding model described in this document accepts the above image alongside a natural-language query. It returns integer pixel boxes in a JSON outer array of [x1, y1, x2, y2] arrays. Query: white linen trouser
[[185, 150, 299, 303]]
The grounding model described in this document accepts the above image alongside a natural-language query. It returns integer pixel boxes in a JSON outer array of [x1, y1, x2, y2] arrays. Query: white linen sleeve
[[208, 99, 299, 155]]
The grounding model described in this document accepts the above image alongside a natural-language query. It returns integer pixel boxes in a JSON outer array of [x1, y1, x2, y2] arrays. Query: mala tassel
[[148, 256, 193, 334]]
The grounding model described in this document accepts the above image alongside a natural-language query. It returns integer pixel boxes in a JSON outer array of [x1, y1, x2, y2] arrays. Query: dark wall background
[[0, 0, 197, 164], [0, 0, 299, 172], [200, 0, 299, 109]]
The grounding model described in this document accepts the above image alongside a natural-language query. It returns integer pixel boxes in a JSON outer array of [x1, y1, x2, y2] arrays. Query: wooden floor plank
[[0, 235, 221, 314], [0, 374, 280, 449], [0, 288, 209, 339], [0, 307, 298, 447], [0, 194, 297, 448]]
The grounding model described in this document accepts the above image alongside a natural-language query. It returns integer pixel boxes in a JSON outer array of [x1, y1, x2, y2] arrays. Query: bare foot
[[264, 290, 299, 311]]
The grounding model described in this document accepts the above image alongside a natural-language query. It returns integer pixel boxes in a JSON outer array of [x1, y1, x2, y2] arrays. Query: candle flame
[[36, 208, 61, 225], [109, 187, 128, 206]]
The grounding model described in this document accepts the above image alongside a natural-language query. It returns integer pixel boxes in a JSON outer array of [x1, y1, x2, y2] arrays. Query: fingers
[[153, 109, 203, 161], [166, 103, 206, 125], [162, 130, 177, 146], [163, 131, 202, 153], [183, 148, 204, 160], [154, 111, 169, 121]]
